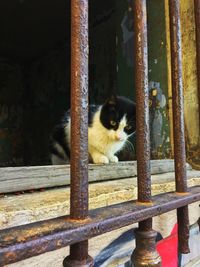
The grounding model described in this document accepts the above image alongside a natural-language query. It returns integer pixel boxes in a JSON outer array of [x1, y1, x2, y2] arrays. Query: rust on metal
[[177, 206, 190, 253], [131, 230, 161, 267], [132, 1, 161, 265], [63, 0, 93, 266], [0, 186, 200, 266], [169, 0, 187, 193], [134, 0, 151, 204], [63, 241, 93, 267], [138, 218, 153, 232], [169, 0, 190, 254], [70, 0, 89, 221], [194, 0, 200, 127]]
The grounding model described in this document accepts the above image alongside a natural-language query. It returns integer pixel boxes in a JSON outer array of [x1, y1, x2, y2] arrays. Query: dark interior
[[0, 0, 170, 167], [0, 0, 124, 167], [0, 0, 68, 62]]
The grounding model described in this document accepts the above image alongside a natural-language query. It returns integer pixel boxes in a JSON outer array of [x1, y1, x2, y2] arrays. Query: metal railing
[[0, 0, 200, 266]]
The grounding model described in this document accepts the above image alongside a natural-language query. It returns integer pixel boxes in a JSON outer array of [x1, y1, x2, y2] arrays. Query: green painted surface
[[116, 0, 171, 159], [147, 0, 171, 158]]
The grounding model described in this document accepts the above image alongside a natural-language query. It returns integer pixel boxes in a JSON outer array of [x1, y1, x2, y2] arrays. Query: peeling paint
[[180, 0, 199, 145]]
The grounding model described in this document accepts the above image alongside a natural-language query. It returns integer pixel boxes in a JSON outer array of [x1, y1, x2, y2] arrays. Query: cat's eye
[[110, 120, 117, 126], [125, 125, 132, 130]]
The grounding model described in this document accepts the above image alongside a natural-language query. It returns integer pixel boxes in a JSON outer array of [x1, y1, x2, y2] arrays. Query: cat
[[50, 95, 136, 164]]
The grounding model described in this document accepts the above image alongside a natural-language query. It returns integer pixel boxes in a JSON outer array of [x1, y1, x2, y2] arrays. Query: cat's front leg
[[107, 154, 119, 163], [90, 151, 109, 164]]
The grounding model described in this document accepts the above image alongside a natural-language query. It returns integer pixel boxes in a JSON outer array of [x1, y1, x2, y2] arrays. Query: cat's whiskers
[[124, 139, 135, 153]]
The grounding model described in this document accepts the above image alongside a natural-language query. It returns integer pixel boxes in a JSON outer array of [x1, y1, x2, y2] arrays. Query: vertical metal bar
[[131, 1, 161, 266], [70, 0, 89, 219], [63, 0, 93, 266], [169, 0, 190, 254], [135, 2, 151, 205], [194, 0, 200, 127], [169, 0, 187, 194]]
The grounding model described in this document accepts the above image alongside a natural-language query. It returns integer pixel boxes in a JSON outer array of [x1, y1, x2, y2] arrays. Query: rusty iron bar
[[169, 0, 190, 254], [134, 0, 151, 205], [0, 186, 200, 266], [70, 0, 89, 222], [132, 0, 161, 266], [177, 205, 190, 252], [64, 241, 93, 267], [131, 229, 161, 267], [194, 0, 200, 127], [63, 0, 93, 266], [169, 0, 187, 193]]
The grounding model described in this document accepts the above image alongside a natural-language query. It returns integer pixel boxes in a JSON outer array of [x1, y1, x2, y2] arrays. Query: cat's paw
[[109, 155, 119, 163], [92, 155, 109, 164]]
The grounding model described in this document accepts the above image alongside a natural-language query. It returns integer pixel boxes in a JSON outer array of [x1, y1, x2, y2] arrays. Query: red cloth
[[156, 224, 178, 267]]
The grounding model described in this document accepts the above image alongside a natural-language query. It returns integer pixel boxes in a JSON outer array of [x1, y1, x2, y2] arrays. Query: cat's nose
[[115, 134, 124, 141]]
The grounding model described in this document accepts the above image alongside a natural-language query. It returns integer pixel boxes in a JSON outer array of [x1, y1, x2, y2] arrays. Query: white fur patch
[[88, 109, 128, 164]]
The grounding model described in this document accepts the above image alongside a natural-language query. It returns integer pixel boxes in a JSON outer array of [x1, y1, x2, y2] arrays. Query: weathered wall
[[165, 0, 200, 168], [180, 0, 200, 169], [180, 0, 199, 145]]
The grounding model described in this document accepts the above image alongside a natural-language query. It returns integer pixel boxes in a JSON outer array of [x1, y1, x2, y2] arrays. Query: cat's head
[[100, 95, 136, 141]]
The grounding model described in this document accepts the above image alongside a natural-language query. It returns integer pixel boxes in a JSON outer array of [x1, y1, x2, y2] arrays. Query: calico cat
[[50, 95, 136, 164]]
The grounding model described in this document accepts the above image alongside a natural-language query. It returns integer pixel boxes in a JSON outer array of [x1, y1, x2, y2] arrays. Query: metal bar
[[194, 0, 200, 127], [169, 0, 190, 254], [132, 0, 161, 266], [177, 205, 190, 253], [63, 241, 92, 266], [132, 229, 161, 267], [70, 0, 89, 221], [63, 0, 93, 266], [0, 186, 200, 266], [169, 0, 187, 193], [134, 0, 151, 204]]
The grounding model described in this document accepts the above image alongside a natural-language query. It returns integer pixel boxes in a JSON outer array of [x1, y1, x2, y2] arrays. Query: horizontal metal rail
[[0, 185, 200, 266]]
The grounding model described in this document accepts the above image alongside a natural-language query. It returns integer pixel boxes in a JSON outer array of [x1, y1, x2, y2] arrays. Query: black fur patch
[[50, 123, 70, 159], [100, 96, 136, 134]]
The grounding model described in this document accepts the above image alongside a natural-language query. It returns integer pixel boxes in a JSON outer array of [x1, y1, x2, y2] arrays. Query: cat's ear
[[106, 94, 117, 105]]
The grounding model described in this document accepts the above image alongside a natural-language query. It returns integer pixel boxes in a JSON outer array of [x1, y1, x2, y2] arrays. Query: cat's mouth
[[115, 135, 127, 141]]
